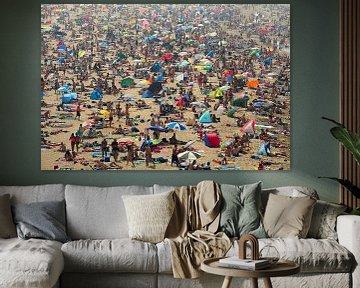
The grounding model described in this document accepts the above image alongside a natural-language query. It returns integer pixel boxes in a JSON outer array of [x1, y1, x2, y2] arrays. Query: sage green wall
[[0, 0, 340, 202]]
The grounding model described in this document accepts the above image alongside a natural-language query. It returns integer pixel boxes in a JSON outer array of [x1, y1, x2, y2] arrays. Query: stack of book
[[218, 257, 271, 270]]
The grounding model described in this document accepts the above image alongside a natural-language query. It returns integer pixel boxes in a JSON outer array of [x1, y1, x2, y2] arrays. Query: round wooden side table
[[201, 257, 300, 288]]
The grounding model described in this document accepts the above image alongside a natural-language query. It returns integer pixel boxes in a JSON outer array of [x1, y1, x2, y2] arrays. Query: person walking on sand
[[75, 133, 81, 152], [171, 144, 179, 167], [101, 138, 108, 159], [75, 103, 81, 120], [111, 139, 119, 162], [69, 133, 76, 152], [108, 109, 114, 127], [126, 144, 135, 167], [145, 145, 154, 167]]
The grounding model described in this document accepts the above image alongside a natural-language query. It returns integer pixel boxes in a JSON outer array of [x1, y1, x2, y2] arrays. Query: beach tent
[[227, 107, 238, 118], [142, 90, 158, 98], [62, 93, 77, 104], [199, 110, 213, 123], [148, 82, 162, 94], [117, 52, 128, 60], [209, 88, 223, 98], [151, 62, 162, 72], [263, 57, 272, 66], [232, 96, 249, 107], [240, 120, 256, 134], [156, 73, 164, 82], [258, 142, 271, 156], [206, 50, 214, 58], [121, 77, 134, 88], [90, 89, 103, 100], [204, 133, 220, 148], [58, 84, 71, 93], [246, 79, 260, 88]]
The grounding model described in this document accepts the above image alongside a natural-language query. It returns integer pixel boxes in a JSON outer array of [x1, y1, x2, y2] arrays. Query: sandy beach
[[41, 4, 290, 171]]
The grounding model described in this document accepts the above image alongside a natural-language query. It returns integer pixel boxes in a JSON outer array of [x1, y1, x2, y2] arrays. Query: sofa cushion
[[65, 185, 153, 239], [229, 238, 354, 273], [307, 200, 347, 240], [0, 184, 65, 204], [0, 238, 64, 288], [122, 191, 175, 243], [61, 239, 158, 273], [12, 200, 70, 243], [261, 186, 319, 212], [218, 182, 266, 238], [158, 237, 353, 274], [0, 194, 16, 238], [263, 194, 316, 238]]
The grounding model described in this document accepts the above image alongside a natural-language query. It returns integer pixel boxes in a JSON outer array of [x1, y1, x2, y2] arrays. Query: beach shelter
[[151, 62, 162, 72], [199, 110, 213, 123], [240, 120, 256, 134], [232, 96, 249, 107], [117, 52, 128, 60], [148, 82, 162, 94], [161, 53, 173, 61], [206, 50, 214, 58], [209, 88, 223, 99], [258, 142, 271, 156], [263, 57, 272, 66], [246, 79, 260, 88], [227, 107, 238, 118], [61, 93, 77, 104], [204, 133, 220, 148], [121, 77, 134, 88], [166, 122, 187, 131], [58, 84, 71, 93], [90, 89, 103, 100]]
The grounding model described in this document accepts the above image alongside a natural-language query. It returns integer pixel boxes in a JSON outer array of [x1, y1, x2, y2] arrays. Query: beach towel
[[165, 181, 231, 279]]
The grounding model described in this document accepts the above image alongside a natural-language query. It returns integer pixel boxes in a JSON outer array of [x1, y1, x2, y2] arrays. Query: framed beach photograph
[[40, 4, 290, 171]]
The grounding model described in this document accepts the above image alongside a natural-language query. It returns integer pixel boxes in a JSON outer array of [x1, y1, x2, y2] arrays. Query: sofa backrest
[[65, 184, 154, 240], [0, 184, 65, 204]]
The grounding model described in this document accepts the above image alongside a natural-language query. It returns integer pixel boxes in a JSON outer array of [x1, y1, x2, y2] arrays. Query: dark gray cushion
[[12, 200, 70, 243], [218, 182, 266, 238]]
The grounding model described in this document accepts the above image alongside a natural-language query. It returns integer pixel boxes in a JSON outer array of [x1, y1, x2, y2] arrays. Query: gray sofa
[[0, 184, 359, 288]]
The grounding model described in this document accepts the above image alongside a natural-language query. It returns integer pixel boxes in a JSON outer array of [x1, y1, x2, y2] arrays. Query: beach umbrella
[[190, 101, 207, 108], [176, 74, 185, 81], [82, 120, 95, 128], [184, 139, 196, 149], [219, 85, 231, 91], [117, 138, 136, 145], [166, 122, 187, 131], [177, 151, 202, 161], [179, 60, 189, 67], [58, 85, 71, 93], [120, 77, 134, 88]]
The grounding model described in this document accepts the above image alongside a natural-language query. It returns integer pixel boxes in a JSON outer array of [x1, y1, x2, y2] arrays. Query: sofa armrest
[[337, 215, 360, 288]]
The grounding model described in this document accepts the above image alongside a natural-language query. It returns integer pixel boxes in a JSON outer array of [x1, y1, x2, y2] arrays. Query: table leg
[[251, 278, 258, 288], [263, 277, 273, 288], [221, 276, 233, 288]]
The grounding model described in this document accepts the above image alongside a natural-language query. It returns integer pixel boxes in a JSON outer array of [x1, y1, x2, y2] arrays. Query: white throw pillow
[[122, 191, 175, 243]]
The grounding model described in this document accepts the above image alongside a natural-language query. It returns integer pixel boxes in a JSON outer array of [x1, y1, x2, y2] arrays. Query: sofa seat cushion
[[0, 238, 64, 288], [229, 238, 354, 273], [62, 239, 158, 273], [157, 238, 354, 274]]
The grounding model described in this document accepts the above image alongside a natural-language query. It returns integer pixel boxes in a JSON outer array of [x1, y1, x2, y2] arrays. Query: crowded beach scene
[[41, 4, 290, 171]]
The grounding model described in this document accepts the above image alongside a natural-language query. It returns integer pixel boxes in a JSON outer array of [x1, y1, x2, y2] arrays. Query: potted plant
[[320, 117, 360, 215]]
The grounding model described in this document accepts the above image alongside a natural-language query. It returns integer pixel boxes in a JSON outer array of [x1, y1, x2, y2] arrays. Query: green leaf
[[330, 126, 360, 165], [319, 177, 360, 198]]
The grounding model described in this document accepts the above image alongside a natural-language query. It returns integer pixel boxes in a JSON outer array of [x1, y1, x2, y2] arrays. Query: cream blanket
[[165, 181, 231, 278]]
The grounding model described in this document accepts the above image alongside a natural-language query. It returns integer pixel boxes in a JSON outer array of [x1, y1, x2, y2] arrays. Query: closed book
[[218, 257, 271, 270]]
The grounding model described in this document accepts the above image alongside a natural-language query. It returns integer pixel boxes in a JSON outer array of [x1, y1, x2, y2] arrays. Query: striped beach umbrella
[[166, 122, 187, 131]]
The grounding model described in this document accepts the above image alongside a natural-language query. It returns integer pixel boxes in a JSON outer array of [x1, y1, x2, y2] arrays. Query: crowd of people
[[40, 4, 290, 170]]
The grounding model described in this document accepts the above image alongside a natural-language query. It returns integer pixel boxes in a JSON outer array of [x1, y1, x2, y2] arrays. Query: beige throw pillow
[[122, 191, 175, 243], [0, 194, 17, 238], [263, 193, 316, 238]]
